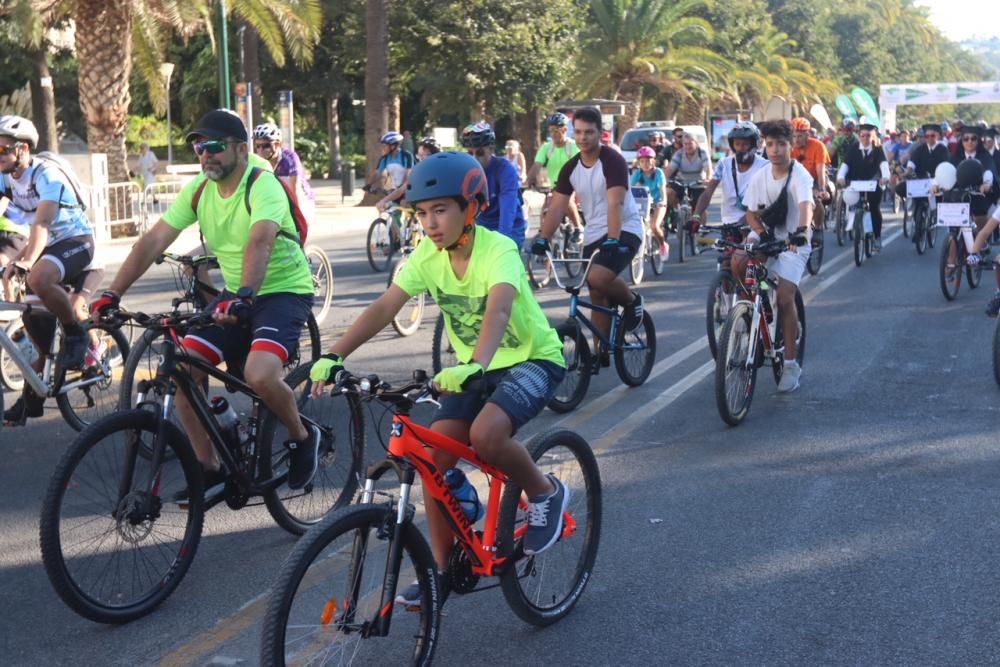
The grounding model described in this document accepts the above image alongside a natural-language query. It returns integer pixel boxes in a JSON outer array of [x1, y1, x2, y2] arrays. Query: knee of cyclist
[[468, 422, 507, 462], [26, 269, 49, 294]]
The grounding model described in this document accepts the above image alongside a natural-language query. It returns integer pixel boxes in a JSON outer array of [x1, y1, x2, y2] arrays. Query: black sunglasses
[[0, 142, 21, 156], [193, 139, 235, 156], [962, 135, 979, 142]]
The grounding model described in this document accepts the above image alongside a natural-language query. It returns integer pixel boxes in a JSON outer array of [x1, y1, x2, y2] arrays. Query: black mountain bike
[[40, 309, 365, 624]]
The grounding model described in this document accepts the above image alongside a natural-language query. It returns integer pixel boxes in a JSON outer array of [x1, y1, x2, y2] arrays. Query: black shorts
[[181, 291, 313, 374], [670, 182, 705, 206], [583, 231, 641, 275], [0, 230, 26, 260], [31, 235, 95, 286], [431, 360, 565, 436]]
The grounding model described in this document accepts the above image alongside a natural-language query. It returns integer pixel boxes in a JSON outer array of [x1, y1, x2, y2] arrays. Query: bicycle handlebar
[[714, 235, 806, 256], [102, 307, 215, 332], [156, 252, 219, 269]]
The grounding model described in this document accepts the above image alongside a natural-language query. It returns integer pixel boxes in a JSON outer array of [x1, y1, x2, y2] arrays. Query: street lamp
[[160, 62, 175, 165]]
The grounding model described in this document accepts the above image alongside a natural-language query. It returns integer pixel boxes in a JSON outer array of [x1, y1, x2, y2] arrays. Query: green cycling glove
[[433, 362, 484, 393], [310, 353, 344, 384]]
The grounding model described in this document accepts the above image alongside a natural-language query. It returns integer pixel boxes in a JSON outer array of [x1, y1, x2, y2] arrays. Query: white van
[[620, 121, 709, 164]]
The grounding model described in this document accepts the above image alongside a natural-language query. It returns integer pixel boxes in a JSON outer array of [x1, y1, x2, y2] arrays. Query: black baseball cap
[[185, 109, 248, 143], [921, 123, 942, 134]]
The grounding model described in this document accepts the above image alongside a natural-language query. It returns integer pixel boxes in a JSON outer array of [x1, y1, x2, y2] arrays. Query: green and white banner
[[880, 82, 1000, 106]]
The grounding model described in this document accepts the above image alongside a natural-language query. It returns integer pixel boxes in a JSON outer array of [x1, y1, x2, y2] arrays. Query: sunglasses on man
[[254, 141, 275, 152], [962, 135, 979, 143], [0, 142, 21, 156], [192, 139, 237, 156]]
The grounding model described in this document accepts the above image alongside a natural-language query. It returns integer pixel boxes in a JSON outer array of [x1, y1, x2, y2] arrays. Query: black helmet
[[727, 121, 760, 150], [460, 122, 496, 148], [418, 136, 441, 154], [956, 158, 984, 189]]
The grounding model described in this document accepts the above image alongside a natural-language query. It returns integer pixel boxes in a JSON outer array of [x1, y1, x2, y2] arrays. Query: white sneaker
[[777, 360, 801, 393]]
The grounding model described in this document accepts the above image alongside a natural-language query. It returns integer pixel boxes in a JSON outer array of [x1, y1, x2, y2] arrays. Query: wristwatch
[[236, 286, 254, 301]]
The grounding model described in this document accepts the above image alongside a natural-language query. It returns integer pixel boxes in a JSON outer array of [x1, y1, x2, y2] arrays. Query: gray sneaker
[[777, 360, 801, 393], [523, 474, 570, 556]]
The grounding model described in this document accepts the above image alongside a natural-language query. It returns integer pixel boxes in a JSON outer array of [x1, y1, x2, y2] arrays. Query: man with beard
[[90, 109, 321, 497], [691, 121, 769, 230]]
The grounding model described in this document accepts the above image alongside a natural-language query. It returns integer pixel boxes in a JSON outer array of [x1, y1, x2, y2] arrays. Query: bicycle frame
[[0, 300, 109, 398], [543, 252, 627, 353], [351, 386, 576, 637]]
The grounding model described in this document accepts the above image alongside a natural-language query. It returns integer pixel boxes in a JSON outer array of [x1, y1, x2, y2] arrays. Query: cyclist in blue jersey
[[460, 122, 527, 248], [629, 146, 668, 256], [365, 131, 416, 213]]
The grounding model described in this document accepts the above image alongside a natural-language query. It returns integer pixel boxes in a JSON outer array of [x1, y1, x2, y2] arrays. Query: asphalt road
[[4, 200, 1000, 665]]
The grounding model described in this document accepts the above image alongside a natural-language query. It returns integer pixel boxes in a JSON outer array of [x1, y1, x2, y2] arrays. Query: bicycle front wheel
[[389, 259, 425, 337], [305, 244, 334, 326], [57, 323, 130, 431], [902, 200, 911, 237], [993, 318, 1000, 387], [260, 504, 438, 666], [498, 429, 602, 626], [1, 318, 36, 391], [39, 410, 204, 623], [260, 364, 365, 535], [939, 235, 961, 301], [715, 302, 757, 426], [547, 320, 592, 413], [927, 211, 938, 248], [629, 237, 645, 285], [835, 202, 847, 246], [562, 226, 584, 279], [675, 209, 688, 263], [430, 312, 457, 376], [914, 205, 927, 255], [852, 209, 865, 267], [366, 218, 394, 272]]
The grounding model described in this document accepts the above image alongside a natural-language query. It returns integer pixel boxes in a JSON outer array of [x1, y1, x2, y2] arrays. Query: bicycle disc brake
[[447, 532, 484, 594]]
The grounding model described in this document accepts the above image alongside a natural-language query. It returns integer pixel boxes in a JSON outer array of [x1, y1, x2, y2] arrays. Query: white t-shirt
[[710, 155, 770, 225], [743, 161, 814, 240], [554, 146, 643, 244]]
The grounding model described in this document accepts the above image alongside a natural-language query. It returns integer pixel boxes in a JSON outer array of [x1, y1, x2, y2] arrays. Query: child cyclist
[[309, 151, 569, 606]]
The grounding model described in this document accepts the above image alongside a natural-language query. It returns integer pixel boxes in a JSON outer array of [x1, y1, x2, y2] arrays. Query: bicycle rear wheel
[[927, 211, 938, 248], [613, 310, 656, 386], [260, 504, 438, 666], [771, 289, 806, 386], [389, 258, 425, 337], [305, 245, 334, 326], [430, 312, 457, 376], [706, 271, 740, 360], [366, 218, 394, 272], [547, 320, 592, 413], [260, 364, 365, 535], [715, 302, 757, 426], [498, 429, 602, 626], [675, 209, 688, 263], [57, 323, 130, 431], [807, 229, 824, 276], [993, 318, 1000, 387], [39, 410, 204, 623], [939, 235, 961, 301]]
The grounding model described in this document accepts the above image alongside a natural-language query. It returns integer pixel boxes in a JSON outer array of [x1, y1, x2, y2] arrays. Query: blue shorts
[[182, 291, 312, 374], [431, 359, 566, 436]]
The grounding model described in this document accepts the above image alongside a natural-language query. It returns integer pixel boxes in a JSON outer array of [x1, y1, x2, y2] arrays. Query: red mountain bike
[[260, 370, 602, 665]]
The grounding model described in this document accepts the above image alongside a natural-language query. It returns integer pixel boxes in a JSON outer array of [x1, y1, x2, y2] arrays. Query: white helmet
[[934, 162, 957, 191], [252, 123, 282, 142], [0, 115, 39, 148]]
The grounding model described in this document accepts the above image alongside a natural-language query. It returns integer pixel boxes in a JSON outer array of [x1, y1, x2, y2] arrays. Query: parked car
[[620, 121, 709, 165]]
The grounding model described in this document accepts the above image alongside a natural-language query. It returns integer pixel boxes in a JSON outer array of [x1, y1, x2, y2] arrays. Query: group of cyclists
[[9, 97, 1000, 642]]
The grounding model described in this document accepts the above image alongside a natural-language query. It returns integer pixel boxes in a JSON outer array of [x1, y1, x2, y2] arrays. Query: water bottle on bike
[[445, 468, 484, 522], [210, 396, 248, 449]]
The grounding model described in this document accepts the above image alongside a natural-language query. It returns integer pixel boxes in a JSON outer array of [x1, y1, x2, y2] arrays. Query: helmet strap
[[443, 205, 478, 252]]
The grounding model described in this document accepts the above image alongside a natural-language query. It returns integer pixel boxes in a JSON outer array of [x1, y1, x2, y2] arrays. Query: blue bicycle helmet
[[460, 121, 496, 148], [405, 151, 488, 210], [546, 112, 569, 127], [380, 131, 404, 145]]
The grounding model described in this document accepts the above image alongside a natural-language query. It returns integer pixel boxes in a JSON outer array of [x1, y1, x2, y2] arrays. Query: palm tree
[[576, 0, 730, 132], [364, 0, 389, 205], [17, 0, 321, 184]]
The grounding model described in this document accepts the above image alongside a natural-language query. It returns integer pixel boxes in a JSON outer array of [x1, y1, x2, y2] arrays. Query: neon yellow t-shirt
[[162, 164, 312, 296], [394, 228, 565, 370], [533, 140, 579, 184]]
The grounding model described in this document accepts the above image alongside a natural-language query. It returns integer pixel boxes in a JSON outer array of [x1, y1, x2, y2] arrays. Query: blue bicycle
[[541, 251, 657, 413]]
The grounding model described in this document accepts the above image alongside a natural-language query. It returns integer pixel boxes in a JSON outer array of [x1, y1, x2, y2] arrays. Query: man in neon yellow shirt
[[92, 109, 321, 495], [527, 111, 583, 239], [310, 151, 569, 607]]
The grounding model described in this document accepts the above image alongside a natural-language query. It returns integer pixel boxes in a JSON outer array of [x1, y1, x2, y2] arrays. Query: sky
[[917, 0, 1000, 41]]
